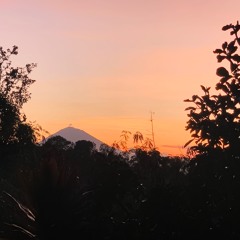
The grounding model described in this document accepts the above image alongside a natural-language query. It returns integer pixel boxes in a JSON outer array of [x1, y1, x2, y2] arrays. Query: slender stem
[[150, 111, 156, 149]]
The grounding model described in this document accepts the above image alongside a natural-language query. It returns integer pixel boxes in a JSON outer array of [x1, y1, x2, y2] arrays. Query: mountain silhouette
[[46, 127, 105, 149]]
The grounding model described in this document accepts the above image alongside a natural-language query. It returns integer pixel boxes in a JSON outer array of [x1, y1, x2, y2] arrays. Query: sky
[[1, 0, 240, 155]]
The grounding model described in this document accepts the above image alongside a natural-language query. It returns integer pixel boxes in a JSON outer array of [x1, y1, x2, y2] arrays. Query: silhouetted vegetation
[[0, 22, 240, 239], [184, 22, 240, 157]]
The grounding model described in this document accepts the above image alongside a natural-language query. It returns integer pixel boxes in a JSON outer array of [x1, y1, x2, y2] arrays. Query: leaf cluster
[[0, 46, 36, 108], [184, 22, 240, 156], [0, 46, 37, 145], [112, 130, 155, 152]]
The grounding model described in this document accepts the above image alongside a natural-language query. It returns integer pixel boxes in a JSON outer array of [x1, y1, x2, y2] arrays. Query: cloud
[[161, 145, 184, 149]]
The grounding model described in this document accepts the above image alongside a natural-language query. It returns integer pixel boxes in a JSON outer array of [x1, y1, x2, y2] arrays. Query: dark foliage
[[0, 46, 37, 146], [0, 143, 144, 239], [1, 22, 240, 239], [0, 45, 36, 108], [184, 22, 240, 157], [1, 136, 240, 239]]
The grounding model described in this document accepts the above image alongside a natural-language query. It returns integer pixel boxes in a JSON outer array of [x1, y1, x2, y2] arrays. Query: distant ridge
[[46, 127, 105, 149]]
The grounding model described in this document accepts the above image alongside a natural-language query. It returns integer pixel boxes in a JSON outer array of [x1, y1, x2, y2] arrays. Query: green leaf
[[216, 67, 229, 77], [200, 85, 210, 93], [217, 55, 225, 62], [185, 107, 196, 111], [231, 54, 240, 62], [229, 46, 237, 54], [213, 49, 223, 54], [222, 24, 232, 31], [222, 42, 228, 49], [192, 95, 198, 101], [227, 41, 237, 54]]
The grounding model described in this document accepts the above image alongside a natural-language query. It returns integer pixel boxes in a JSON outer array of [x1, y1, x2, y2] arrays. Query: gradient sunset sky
[[1, 0, 240, 155]]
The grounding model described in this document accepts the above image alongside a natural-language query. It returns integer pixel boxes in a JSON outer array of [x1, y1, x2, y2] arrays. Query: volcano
[[46, 127, 105, 149]]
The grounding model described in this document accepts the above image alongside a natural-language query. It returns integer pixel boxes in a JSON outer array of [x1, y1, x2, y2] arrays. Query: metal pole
[[150, 111, 156, 149]]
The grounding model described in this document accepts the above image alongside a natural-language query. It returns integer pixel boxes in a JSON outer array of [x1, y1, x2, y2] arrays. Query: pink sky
[[1, 0, 240, 155]]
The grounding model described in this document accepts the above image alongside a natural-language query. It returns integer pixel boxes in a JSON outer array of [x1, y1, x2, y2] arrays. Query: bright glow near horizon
[[1, 0, 240, 155]]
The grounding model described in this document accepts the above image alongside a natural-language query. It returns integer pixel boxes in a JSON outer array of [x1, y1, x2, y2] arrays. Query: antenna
[[150, 111, 156, 149]]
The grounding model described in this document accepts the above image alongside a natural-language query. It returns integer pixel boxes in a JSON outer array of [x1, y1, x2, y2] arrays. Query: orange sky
[[1, 0, 240, 155]]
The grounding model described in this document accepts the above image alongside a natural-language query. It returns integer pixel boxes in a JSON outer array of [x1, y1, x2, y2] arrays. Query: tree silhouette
[[184, 22, 240, 157], [113, 130, 155, 153], [0, 46, 37, 145], [42, 135, 73, 151], [0, 45, 36, 107]]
